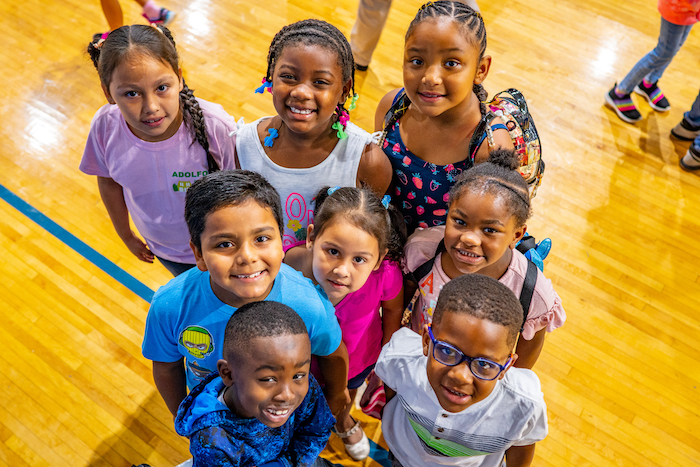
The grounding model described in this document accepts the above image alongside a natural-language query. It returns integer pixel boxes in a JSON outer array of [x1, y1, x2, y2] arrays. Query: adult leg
[[350, 0, 393, 69]]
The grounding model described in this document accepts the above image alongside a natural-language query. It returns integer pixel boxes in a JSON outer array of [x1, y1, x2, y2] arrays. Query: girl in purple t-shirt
[[81, 24, 237, 275], [284, 186, 404, 462]]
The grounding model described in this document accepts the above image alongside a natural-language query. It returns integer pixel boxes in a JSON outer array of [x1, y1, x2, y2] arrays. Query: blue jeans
[[684, 90, 700, 149], [618, 18, 693, 94]]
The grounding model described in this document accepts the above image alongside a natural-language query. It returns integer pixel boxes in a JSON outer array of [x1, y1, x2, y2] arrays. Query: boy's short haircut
[[223, 301, 309, 361], [185, 169, 284, 250], [433, 274, 522, 348]]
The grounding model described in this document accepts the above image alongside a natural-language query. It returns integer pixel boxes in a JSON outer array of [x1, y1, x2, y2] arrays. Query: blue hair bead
[[255, 80, 272, 94], [264, 128, 279, 147], [327, 186, 341, 196], [381, 195, 391, 209]]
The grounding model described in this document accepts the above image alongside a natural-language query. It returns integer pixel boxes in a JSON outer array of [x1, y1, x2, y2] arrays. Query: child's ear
[[191, 240, 208, 271], [422, 324, 431, 356], [340, 78, 353, 105], [178, 67, 184, 93], [498, 353, 518, 380], [509, 224, 527, 249], [374, 248, 388, 271], [473, 55, 492, 85], [305, 224, 315, 250], [101, 83, 116, 105], [217, 359, 234, 386]]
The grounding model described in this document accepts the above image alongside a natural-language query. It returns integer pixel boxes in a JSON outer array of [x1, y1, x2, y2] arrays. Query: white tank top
[[236, 117, 369, 247]]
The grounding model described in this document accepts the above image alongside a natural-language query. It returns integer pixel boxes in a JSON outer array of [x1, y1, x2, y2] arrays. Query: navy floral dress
[[382, 119, 473, 235]]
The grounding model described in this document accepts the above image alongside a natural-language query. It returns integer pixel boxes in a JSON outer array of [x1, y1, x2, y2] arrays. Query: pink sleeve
[[79, 109, 111, 178], [380, 260, 403, 302], [521, 281, 566, 340], [201, 100, 239, 171]]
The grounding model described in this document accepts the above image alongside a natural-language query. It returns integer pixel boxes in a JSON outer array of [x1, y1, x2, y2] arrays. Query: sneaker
[[671, 117, 700, 141], [634, 80, 671, 111], [355, 63, 369, 72], [605, 86, 642, 123], [680, 145, 700, 171], [142, 7, 176, 26]]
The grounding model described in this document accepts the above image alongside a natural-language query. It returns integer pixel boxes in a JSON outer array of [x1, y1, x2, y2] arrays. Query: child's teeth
[[268, 409, 289, 415], [291, 107, 312, 114], [236, 271, 263, 278]]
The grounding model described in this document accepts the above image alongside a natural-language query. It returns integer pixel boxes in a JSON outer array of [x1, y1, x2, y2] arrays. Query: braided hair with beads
[[260, 19, 358, 136], [87, 24, 219, 173], [407, 0, 489, 117]]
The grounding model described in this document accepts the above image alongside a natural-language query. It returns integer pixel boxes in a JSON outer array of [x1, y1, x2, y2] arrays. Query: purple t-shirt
[[80, 99, 237, 262]]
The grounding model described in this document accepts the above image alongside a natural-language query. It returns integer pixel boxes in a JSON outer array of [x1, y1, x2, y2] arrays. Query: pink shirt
[[80, 99, 237, 263], [283, 242, 403, 380], [403, 226, 566, 340], [336, 259, 403, 379]]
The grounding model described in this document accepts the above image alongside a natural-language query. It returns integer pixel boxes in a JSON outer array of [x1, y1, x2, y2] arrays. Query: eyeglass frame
[[427, 326, 513, 381]]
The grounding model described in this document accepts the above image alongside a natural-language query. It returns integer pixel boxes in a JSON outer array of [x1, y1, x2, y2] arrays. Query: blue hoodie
[[175, 372, 335, 467]]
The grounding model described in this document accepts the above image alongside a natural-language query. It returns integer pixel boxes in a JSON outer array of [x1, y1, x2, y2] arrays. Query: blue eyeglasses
[[427, 326, 512, 381]]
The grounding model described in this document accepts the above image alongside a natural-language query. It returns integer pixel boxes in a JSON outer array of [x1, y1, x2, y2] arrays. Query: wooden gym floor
[[0, 0, 699, 465]]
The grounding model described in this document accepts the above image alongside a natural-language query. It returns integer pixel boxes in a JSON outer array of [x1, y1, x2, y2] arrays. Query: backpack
[[404, 234, 545, 333], [468, 88, 544, 197], [381, 88, 545, 198]]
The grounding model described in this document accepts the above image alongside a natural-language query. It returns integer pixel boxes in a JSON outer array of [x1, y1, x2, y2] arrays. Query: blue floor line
[[0, 183, 155, 303]]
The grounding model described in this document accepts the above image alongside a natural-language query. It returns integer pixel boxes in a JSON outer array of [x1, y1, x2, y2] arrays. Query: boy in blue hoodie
[[175, 300, 335, 466]]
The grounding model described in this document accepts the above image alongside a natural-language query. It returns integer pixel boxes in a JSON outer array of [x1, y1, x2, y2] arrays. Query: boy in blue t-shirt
[[143, 170, 349, 419], [175, 301, 335, 467]]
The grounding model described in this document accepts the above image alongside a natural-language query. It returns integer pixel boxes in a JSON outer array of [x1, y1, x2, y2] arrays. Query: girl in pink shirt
[[403, 149, 566, 370], [284, 186, 404, 461], [81, 24, 237, 275]]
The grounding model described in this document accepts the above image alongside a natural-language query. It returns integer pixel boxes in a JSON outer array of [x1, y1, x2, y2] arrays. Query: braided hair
[[87, 25, 218, 173], [407, 1, 489, 116], [448, 148, 531, 226], [263, 19, 356, 118]]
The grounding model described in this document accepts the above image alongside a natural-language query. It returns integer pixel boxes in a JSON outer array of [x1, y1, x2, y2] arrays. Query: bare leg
[[99, 0, 124, 31], [335, 388, 362, 444]]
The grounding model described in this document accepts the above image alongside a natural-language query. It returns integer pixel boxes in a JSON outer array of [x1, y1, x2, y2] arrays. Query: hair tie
[[255, 78, 272, 94], [150, 23, 164, 34], [331, 121, 348, 139], [381, 195, 391, 209], [327, 186, 341, 196], [264, 127, 279, 147], [348, 93, 359, 111]]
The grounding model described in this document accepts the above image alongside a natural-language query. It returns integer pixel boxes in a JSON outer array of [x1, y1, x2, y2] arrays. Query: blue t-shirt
[[142, 264, 342, 389]]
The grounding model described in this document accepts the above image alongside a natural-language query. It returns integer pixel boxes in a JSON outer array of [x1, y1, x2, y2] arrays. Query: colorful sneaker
[[671, 117, 700, 141], [605, 85, 642, 123], [680, 145, 700, 171], [142, 8, 176, 26], [634, 80, 670, 111]]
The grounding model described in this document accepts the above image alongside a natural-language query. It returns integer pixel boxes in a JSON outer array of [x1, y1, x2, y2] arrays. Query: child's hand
[[124, 233, 154, 263], [326, 387, 351, 418]]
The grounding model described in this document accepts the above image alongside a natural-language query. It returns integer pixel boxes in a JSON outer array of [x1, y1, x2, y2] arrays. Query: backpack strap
[[515, 234, 537, 255], [519, 259, 537, 333], [469, 122, 509, 159], [407, 239, 446, 285]]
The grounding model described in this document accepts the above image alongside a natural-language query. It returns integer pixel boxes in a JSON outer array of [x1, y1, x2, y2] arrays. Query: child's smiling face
[[422, 311, 514, 412], [403, 17, 490, 119], [219, 333, 311, 427], [271, 43, 352, 137], [307, 219, 383, 306], [442, 190, 526, 280], [192, 199, 284, 308], [105, 52, 184, 142]]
